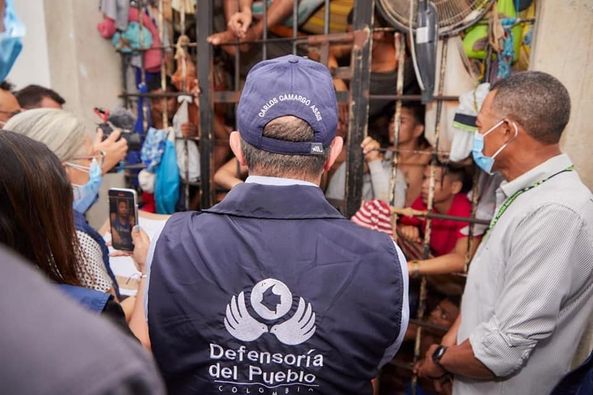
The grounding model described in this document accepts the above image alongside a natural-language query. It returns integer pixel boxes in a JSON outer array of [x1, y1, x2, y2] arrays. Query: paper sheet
[[104, 216, 167, 296]]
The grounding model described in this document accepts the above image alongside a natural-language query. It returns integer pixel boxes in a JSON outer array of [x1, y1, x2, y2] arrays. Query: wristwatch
[[432, 345, 448, 370]]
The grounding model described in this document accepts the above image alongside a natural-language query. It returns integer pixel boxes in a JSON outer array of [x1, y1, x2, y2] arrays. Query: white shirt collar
[[245, 175, 319, 188], [500, 153, 573, 197]]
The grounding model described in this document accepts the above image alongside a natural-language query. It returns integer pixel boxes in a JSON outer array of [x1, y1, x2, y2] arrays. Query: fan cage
[[377, 0, 496, 37]]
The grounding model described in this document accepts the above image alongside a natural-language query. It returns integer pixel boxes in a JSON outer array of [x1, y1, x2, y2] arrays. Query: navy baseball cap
[[237, 55, 338, 155]]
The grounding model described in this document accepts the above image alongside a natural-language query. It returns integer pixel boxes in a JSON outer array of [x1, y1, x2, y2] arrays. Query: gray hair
[[241, 116, 329, 178], [4, 108, 93, 161], [491, 71, 570, 144]]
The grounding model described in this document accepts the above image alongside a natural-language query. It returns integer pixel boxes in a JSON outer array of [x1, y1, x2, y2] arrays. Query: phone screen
[[108, 188, 138, 251]]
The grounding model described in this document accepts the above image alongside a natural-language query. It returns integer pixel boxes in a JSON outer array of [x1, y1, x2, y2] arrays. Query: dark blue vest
[[73, 210, 121, 299], [58, 284, 110, 313], [148, 183, 405, 395]]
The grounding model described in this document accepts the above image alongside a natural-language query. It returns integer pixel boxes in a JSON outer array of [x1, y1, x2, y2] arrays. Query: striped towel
[[351, 199, 393, 236]]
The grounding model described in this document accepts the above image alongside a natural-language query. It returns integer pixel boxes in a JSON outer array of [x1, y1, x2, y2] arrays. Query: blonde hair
[[4, 108, 93, 161]]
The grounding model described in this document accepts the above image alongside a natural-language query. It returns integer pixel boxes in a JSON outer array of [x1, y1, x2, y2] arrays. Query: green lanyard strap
[[486, 165, 575, 233]]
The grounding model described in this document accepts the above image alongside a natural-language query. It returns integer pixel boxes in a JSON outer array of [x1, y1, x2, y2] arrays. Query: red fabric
[[141, 192, 156, 213], [399, 194, 472, 256], [351, 199, 393, 236], [97, 17, 117, 38]]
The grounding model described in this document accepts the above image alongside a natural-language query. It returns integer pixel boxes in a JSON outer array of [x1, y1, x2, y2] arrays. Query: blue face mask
[[69, 159, 103, 214], [0, 0, 25, 82], [472, 119, 518, 174]]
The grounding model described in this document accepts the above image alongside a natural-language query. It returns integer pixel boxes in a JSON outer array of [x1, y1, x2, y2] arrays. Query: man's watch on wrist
[[432, 345, 448, 370]]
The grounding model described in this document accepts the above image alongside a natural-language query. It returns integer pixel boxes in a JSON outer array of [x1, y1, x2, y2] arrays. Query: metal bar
[[305, 31, 354, 45], [262, 0, 268, 60], [197, 0, 214, 209], [412, 37, 450, 395], [111, 26, 400, 53], [121, 55, 130, 108], [135, 91, 459, 105], [376, 147, 448, 156], [177, 2, 190, 211], [433, 38, 449, 162], [391, 207, 491, 225], [137, 0, 149, 133], [292, 0, 298, 54], [158, 0, 168, 129], [369, 94, 458, 101], [389, 33, 405, 208], [235, 41, 241, 131], [344, 0, 375, 218], [120, 92, 198, 98], [215, 31, 355, 47], [324, 0, 330, 35], [320, 42, 330, 66]]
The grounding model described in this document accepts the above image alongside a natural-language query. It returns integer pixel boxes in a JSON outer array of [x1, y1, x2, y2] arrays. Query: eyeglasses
[[65, 152, 105, 172], [71, 151, 105, 164]]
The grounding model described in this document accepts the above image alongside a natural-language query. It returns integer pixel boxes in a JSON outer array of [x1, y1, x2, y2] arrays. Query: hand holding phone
[[109, 188, 138, 251]]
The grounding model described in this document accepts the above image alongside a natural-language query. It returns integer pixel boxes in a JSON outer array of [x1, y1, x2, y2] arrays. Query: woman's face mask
[[66, 158, 103, 214]]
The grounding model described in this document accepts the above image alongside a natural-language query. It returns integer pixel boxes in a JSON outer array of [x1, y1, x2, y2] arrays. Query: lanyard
[[486, 165, 574, 233]]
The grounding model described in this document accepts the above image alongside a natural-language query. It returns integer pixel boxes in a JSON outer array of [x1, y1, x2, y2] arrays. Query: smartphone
[[108, 188, 138, 251]]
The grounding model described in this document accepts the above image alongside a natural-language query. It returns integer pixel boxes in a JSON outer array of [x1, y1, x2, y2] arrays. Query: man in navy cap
[[146, 55, 409, 395]]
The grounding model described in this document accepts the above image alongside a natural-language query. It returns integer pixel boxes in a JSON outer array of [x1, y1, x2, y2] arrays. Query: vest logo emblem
[[224, 278, 316, 345]]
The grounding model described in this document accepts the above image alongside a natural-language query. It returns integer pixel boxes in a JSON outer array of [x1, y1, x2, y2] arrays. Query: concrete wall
[[9, 0, 51, 88], [43, 0, 122, 128], [531, 0, 593, 190], [9, 0, 122, 128]]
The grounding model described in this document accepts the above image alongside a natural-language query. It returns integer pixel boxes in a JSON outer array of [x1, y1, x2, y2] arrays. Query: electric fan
[[377, 0, 495, 37], [377, 0, 495, 102]]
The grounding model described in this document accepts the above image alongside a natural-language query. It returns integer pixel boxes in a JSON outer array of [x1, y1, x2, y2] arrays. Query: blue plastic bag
[[141, 127, 167, 172], [155, 133, 180, 214]]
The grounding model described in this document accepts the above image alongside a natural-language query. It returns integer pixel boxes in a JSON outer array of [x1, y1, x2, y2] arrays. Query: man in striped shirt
[[415, 71, 593, 394]]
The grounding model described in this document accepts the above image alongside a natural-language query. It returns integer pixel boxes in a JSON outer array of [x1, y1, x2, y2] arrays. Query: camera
[[95, 107, 142, 151], [98, 122, 142, 151]]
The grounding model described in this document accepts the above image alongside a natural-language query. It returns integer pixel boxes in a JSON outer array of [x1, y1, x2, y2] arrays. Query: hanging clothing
[[99, 0, 129, 31], [173, 95, 200, 183], [449, 83, 491, 162]]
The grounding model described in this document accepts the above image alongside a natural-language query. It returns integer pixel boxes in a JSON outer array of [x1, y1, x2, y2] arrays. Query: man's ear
[[229, 131, 247, 167], [503, 119, 520, 142], [324, 136, 344, 172]]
